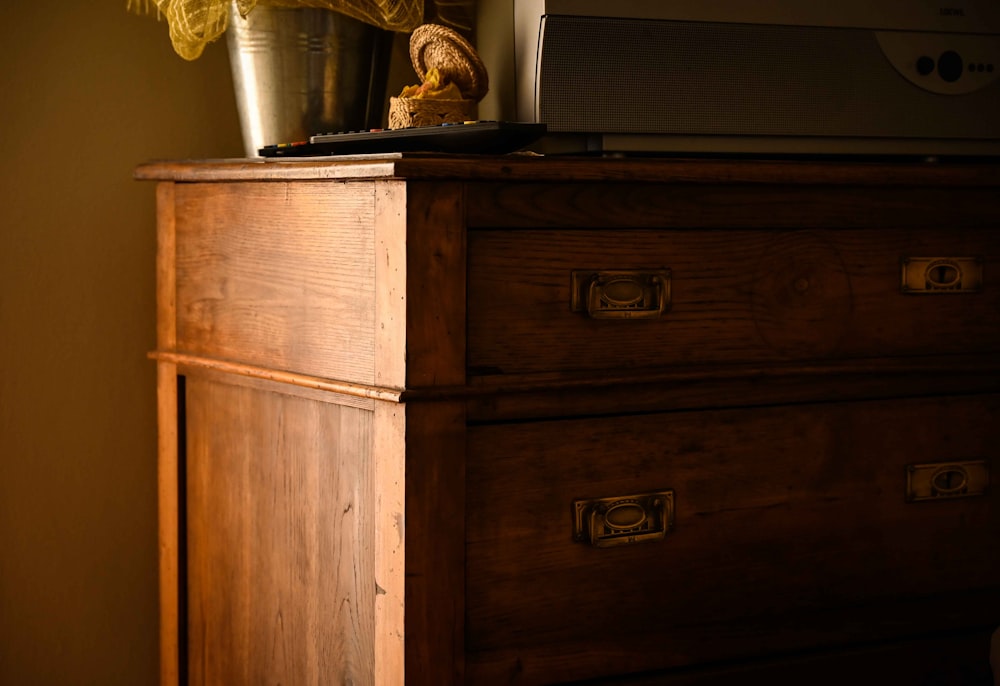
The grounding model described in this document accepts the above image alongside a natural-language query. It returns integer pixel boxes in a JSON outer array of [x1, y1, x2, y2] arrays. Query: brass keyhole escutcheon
[[906, 460, 988, 502], [602, 501, 648, 531], [901, 256, 983, 293], [599, 277, 647, 308], [573, 490, 674, 547], [570, 269, 672, 319], [925, 261, 962, 290], [931, 466, 969, 496]]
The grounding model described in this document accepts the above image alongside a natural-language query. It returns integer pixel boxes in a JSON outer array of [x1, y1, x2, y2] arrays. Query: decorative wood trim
[[374, 179, 408, 390], [373, 403, 406, 685], [135, 155, 1000, 187], [157, 362, 180, 686], [151, 349, 1000, 408], [149, 352, 404, 402], [155, 181, 180, 686], [156, 182, 176, 352], [135, 158, 402, 182]]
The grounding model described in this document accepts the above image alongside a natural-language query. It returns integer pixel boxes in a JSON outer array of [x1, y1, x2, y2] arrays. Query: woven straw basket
[[389, 97, 477, 129], [389, 24, 488, 129]]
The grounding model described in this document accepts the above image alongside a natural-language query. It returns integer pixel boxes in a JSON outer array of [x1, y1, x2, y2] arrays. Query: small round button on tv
[[937, 50, 963, 82], [916, 55, 934, 76]]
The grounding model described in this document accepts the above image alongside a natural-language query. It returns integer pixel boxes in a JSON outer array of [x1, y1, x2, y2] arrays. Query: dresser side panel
[[173, 181, 376, 383], [184, 375, 377, 685]]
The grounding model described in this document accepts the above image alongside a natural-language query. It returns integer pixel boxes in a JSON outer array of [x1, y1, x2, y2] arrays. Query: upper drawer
[[467, 226, 1000, 376], [170, 181, 377, 384]]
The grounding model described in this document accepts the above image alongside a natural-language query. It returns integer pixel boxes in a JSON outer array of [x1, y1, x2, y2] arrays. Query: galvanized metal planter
[[226, 2, 393, 156]]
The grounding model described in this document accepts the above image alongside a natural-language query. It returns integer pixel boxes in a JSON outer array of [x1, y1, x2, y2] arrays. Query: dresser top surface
[[134, 153, 1000, 187]]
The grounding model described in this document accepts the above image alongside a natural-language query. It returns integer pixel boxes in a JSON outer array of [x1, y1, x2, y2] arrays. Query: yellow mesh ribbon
[[130, 0, 424, 60], [398, 67, 462, 99]]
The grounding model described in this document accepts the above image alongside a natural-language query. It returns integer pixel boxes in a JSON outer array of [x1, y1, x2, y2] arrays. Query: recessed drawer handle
[[573, 490, 675, 547], [905, 460, 989, 502], [570, 269, 672, 319], [901, 256, 983, 294]]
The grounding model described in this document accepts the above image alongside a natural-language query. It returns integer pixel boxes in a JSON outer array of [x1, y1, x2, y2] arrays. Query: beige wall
[[0, 3, 242, 683]]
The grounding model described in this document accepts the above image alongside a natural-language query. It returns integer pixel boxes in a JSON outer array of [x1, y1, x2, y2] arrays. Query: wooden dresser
[[137, 156, 1000, 685]]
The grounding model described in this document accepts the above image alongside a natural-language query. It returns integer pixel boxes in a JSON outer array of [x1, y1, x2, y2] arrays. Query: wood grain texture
[[465, 394, 1000, 684], [135, 155, 1000, 188], [468, 226, 1000, 376], [464, 182, 1000, 229], [155, 181, 180, 686], [153, 351, 401, 403], [504, 627, 1000, 686], [143, 157, 1000, 686], [374, 180, 408, 391], [404, 182, 467, 388], [156, 182, 177, 352], [373, 403, 406, 686], [156, 362, 180, 686], [403, 401, 467, 686], [463, 356, 1000, 422], [173, 181, 377, 383], [184, 375, 376, 686], [396, 184, 468, 684]]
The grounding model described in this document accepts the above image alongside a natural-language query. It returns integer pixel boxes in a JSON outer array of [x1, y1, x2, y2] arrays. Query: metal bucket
[[226, 2, 394, 157]]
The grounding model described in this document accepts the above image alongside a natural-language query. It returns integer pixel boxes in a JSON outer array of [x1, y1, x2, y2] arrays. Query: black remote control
[[259, 121, 546, 157]]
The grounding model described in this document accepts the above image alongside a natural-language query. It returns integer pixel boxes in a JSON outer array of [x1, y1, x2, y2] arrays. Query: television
[[476, 0, 1000, 155]]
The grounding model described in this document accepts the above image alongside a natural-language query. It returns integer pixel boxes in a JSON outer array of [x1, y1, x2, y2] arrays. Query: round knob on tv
[[938, 50, 964, 82]]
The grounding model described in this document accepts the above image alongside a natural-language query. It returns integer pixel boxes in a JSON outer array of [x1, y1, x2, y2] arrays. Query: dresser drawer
[[465, 394, 1000, 684], [467, 227, 1000, 376]]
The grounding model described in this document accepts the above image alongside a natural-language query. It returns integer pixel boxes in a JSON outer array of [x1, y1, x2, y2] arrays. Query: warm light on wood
[[142, 155, 1000, 685]]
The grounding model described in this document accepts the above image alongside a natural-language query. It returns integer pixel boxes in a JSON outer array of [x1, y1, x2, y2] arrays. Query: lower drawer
[[465, 394, 1000, 684]]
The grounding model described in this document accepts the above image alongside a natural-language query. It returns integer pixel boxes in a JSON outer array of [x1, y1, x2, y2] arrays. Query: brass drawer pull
[[906, 460, 989, 502], [573, 490, 675, 547], [571, 269, 672, 319], [900, 256, 983, 294]]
